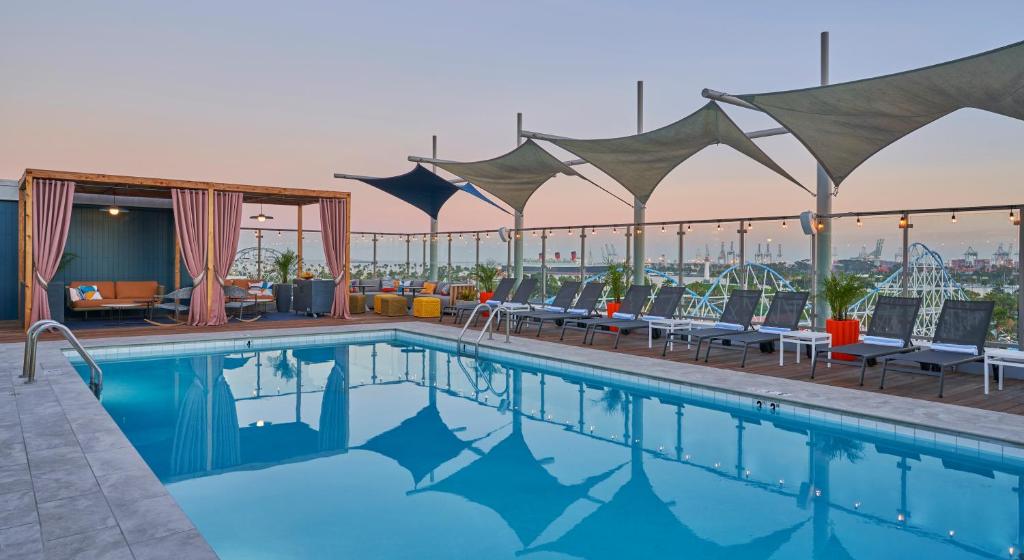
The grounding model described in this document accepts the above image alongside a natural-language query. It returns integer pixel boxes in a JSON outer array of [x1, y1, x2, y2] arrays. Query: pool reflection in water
[[79, 339, 1023, 560]]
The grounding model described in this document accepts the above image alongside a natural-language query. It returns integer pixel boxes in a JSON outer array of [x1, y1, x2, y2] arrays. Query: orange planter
[[826, 319, 860, 361], [479, 291, 494, 316], [606, 302, 622, 332]]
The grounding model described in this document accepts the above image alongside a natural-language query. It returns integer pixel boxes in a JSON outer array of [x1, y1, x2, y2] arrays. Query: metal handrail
[[457, 303, 492, 352], [22, 320, 103, 396], [456, 303, 515, 358]]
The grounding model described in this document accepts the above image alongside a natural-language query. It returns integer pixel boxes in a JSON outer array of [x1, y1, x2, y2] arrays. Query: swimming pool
[[73, 331, 1024, 559]]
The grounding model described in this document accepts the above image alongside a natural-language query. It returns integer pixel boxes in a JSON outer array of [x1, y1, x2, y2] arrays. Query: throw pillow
[[421, 282, 436, 295], [78, 285, 103, 301], [381, 287, 396, 293], [68, 287, 81, 302]]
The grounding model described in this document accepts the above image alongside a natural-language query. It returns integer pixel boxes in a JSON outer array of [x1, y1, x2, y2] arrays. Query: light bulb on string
[[856, 216, 862, 227], [951, 212, 957, 224]]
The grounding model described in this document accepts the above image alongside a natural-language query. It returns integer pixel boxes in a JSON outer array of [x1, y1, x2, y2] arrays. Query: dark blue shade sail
[[354, 165, 509, 219]]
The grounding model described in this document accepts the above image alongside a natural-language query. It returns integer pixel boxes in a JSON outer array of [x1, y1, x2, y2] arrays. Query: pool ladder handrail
[[22, 320, 103, 396], [457, 303, 513, 357]]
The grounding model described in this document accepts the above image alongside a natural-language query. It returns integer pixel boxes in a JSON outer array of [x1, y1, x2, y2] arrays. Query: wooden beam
[[206, 188, 215, 322], [23, 169, 350, 202], [21, 178, 31, 329], [296, 206, 303, 276], [17, 182, 24, 326], [345, 197, 351, 313]]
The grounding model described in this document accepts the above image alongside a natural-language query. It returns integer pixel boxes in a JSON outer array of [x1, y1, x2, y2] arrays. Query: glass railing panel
[[830, 214, 911, 331], [300, 230, 329, 279]]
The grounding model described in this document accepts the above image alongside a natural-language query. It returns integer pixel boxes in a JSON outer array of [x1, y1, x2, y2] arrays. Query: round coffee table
[[101, 303, 150, 323]]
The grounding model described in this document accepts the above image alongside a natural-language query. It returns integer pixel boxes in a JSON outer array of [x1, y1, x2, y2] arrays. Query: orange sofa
[[67, 281, 162, 311]]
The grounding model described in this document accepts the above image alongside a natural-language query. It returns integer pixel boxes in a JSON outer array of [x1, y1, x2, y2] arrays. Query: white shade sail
[[546, 101, 806, 204], [738, 40, 1024, 187], [434, 139, 597, 213]]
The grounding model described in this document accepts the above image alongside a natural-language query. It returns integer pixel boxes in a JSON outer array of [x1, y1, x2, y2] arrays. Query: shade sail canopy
[[412, 428, 622, 546], [352, 164, 508, 219], [523, 460, 805, 558], [548, 102, 806, 203], [434, 139, 595, 213], [738, 40, 1024, 187]]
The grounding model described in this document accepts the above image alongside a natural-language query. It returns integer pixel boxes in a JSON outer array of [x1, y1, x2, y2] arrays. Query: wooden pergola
[[17, 169, 351, 328]]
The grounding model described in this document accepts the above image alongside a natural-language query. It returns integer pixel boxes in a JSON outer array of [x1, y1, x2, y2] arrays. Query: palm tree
[[270, 350, 297, 381]]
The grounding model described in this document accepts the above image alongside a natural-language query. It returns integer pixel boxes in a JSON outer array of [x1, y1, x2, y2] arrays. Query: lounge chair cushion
[[715, 322, 744, 331], [929, 342, 977, 355], [863, 335, 903, 347], [758, 326, 791, 334], [567, 308, 588, 315], [543, 305, 565, 312], [612, 312, 635, 320]]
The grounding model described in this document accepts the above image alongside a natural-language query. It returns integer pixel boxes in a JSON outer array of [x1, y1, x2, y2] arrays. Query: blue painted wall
[[0, 201, 18, 320], [53, 205, 180, 293]]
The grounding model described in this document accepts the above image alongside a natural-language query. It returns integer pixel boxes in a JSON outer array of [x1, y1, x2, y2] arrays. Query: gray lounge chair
[[810, 295, 923, 385], [513, 281, 581, 334], [662, 289, 762, 359], [703, 291, 810, 367], [588, 286, 686, 348], [879, 300, 994, 397], [452, 277, 514, 324], [224, 285, 260, 322], [498, 278, 539, 311], [517, 282, 606, 337], [150, 287, 192, 325], [560, 285, 652, 342]]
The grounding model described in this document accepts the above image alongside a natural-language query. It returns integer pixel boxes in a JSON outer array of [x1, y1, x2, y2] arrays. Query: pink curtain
[[172, 189, 210, 325], [319, 198, 351, 319], [210, 192, 243, 326], [30, 179, 76, 324]]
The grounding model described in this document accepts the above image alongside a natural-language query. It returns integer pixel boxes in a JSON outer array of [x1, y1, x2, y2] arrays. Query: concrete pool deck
[[3, 320, 1024, 558]]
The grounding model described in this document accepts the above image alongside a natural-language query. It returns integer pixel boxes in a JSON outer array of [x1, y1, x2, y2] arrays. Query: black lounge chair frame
[[512, 281, 581, 334], [810, 295, 923, 385], [452, 277, 514, 324], [662, 289, 763, 360], [560, 285, 652, 342], [879, 299, 994, 397], [588, 286, 686, 349], [703, 291, 810, 367]]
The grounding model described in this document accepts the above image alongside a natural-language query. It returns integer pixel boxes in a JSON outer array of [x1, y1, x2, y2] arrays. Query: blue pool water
[[77, 334, 1023, 559]]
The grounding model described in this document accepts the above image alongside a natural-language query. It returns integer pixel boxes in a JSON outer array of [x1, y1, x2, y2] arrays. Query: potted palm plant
[[604, 261, 629, 318], [273, 249, 297, 312], [821, 272, 865, 360], [470, 264, 499, 304]]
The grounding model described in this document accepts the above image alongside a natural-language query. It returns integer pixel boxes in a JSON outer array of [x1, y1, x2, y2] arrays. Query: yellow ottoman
[[413, 297, 441, 318], [349, 293, 366, 314], [380, 295, 407, 317], [373, 294, 389, 314]]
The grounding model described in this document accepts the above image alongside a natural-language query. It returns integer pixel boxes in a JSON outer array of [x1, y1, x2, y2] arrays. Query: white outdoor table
[[779, 330, 832, 368], [983, 348, 1023, 395], [646, 318, 713, 350]]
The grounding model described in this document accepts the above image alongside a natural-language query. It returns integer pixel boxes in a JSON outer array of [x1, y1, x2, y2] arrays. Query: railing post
[[447, 234, 453, 283], [421, 236, 427, 276], [900, 214, 912, 296], [405, 235, 411, 277], [541, 229, 548, 299], [1017, 206, 1023, 347], [507, 235, 512, 278], [738, 221, 747, 289], [677, 224, 685, 287], [579, 228, 587, 283], [371, 234, 378, 277]]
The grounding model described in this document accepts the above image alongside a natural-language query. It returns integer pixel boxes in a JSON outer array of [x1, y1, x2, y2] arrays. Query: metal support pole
[[371, 234, 378, 276], [677, 224, 685, 286], [814, 31, 832, 329], [738, 221, 747, 289], [506, 237, 512, 277], [447, 234, 453, 283], [579, 229, 587, 282], [633, 80, 646, 286], [625, 230, 632, 271], [429, 135, 439, 282], [1018, 206, 1023, 347], [421, 236, 427, 275], [541, 230, 548, 299], [256, 230, 262, 279], [514, 113, 525, 284], [810, 231, 817, 326], [475, 233, 481, 269], [405, 235, 411, 277], [900, 214, 911, 296]]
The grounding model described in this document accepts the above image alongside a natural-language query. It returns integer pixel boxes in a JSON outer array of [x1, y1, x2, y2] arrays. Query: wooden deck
[[4, 314, 1021, 416]]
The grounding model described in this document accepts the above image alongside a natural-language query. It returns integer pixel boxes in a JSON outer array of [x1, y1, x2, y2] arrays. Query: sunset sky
[[2, 1, 1023, 239]]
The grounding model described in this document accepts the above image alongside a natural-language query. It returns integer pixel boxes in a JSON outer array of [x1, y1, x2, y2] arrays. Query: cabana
[[16, 169, 351, 329]]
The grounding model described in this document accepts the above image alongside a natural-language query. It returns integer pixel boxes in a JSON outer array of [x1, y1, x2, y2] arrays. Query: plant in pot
[[273, 250, 298, 313], [821, 272, 865, 361], [603, 261, 629, 318], [470, 264, 499, 304]]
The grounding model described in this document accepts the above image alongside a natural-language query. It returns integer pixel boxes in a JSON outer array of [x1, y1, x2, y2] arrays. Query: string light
[[531, 230, 537, 237], [612, 226, 617, 234], [898, 215, 909, 229], [951, 212, 957, 224], [856, 216, 862, 227], [782, 220, 788, 229], [1013, 210, 1021, 226], [716, 223, 722, 231], [635, 227, 642, 235], [747, 221, 753, 231], [686, 224, 692, 232], [661, 225, 666, 232], [591, 227, 597, 234]]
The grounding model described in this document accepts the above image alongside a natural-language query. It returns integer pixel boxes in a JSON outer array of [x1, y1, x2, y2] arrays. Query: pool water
[[77, 335, 1023, 559]]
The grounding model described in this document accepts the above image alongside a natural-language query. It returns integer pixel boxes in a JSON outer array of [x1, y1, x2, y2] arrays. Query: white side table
[[983, 348, 1023, 395], [779, 330, 832, 368], [646, 318, 695, 350]]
